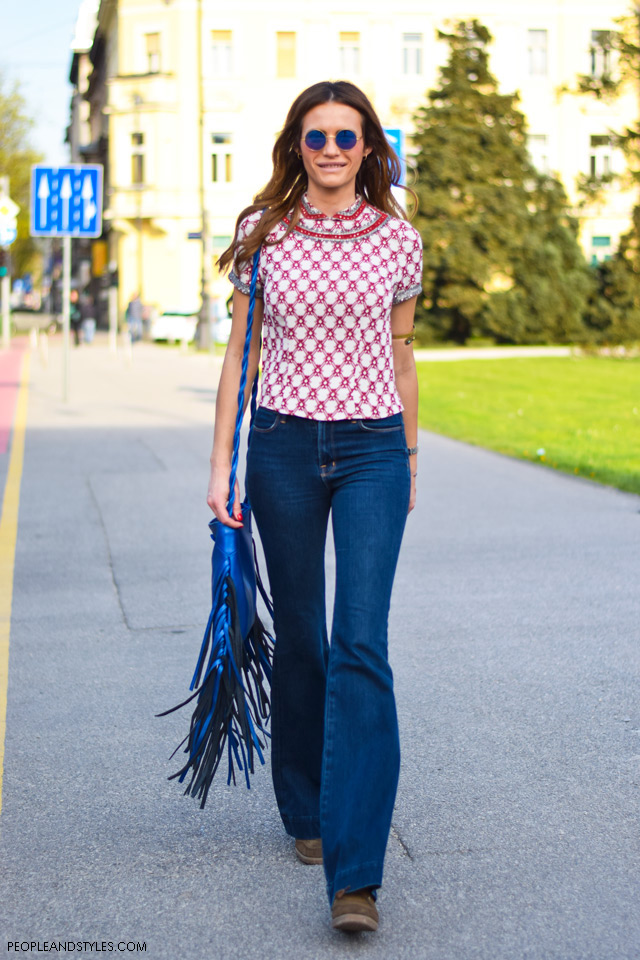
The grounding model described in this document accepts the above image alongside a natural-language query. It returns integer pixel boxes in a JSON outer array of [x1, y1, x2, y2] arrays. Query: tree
[[486, 176, 594, 344], [412, 20, 590, 344], [0, 72, 43, 277], [571, 10, 640, 342], [583, 207, 640, 342]]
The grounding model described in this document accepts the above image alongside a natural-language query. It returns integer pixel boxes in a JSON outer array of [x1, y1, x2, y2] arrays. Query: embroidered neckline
[[289, 212, 389, 241], [300, 193, 365, 221], [282, 196, 389, 241]]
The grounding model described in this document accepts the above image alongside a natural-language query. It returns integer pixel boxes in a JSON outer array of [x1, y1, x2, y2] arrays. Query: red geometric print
[[230, 194, 423, 422]]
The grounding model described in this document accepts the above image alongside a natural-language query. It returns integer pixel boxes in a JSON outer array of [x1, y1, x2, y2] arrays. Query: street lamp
[[196, 0, 211, 348]]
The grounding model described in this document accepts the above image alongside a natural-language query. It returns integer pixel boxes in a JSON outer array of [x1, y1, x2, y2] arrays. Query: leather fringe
[[157, 567, 274, 809]]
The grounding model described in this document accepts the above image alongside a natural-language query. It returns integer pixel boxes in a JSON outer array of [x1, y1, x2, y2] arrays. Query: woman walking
[[208, 80, 422, 932]]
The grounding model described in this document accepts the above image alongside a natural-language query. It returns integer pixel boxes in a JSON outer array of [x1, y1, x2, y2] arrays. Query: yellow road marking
[[0, 351, 30, 818]]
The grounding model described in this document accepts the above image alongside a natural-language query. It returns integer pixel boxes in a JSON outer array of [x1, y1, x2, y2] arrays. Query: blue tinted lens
[[335, 130, 358, 150], [304, 130, 327, 150]]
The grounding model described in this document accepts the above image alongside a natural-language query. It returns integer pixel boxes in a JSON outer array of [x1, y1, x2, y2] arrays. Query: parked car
[[150, 309, 198, 343], [10, 306, 58, 334]]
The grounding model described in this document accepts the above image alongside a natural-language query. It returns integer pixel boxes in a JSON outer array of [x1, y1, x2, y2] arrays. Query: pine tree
[[487, 176, 594, 344], [584, 207, 640, 342], [412, 20, 590, 344], [572, 11, 640, 342]]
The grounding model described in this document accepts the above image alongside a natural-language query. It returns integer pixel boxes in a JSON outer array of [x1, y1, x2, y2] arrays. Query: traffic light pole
[[196, 0, 211, 349], [0, 174, 14, 349], [1, 268, 9, 351]]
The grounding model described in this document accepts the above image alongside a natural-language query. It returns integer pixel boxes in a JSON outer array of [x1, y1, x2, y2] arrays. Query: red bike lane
[[0, 341, 28, 456]]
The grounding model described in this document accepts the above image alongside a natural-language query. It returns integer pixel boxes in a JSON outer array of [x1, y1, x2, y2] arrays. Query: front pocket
[[356, 416, 403, 433], [252, 407, 283, 433]]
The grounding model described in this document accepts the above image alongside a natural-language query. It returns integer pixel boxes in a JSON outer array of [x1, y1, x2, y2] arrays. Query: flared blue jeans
[[246, 407, 410, 904]]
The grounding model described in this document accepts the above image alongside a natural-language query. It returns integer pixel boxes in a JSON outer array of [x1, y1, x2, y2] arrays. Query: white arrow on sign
[[60, 175, 72, 231], [81, 175, 96, 229], [85, 201, 97, 228], [37, 173, 50, 228]]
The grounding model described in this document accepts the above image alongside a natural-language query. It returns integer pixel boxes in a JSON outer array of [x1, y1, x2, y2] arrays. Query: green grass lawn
[[416, 356, 640, 494]]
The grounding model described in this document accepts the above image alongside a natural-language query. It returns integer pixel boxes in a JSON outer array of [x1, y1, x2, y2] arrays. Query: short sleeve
[[229, 212, 264, 298], [392, 223, 423, 305]]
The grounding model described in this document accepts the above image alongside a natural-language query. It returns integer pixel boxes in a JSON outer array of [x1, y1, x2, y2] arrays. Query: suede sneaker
[[294, 838, 323, 864], [331, 888, 379, 932]]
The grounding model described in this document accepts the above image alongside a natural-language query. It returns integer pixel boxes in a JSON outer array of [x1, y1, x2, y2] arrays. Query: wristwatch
[[407, 445, 419, 456]]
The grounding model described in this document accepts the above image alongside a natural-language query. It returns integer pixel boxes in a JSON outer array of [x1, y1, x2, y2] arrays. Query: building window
[[590, 30, 614, 77], [145, 33, 160, 74], [591, 236, 611, 266], [212, 133, 233, 182], [527, 134, 549, 173], [402, 33, 423, 75], [212, 30, 233, 76], [276, 32, 296, 78], [590, 135, 613, 177], [339, 32, 361, 74], [131, 132, 145, 184], [527, 29, 548, 76]]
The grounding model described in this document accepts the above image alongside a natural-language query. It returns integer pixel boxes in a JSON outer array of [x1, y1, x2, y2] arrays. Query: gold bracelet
[[392, 327, 416, 345]]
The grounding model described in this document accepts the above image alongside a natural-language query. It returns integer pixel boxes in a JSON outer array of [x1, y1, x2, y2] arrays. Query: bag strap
[[227, 248, 261, 511]]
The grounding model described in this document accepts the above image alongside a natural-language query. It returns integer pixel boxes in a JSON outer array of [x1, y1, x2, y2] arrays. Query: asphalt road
[[0, 338, 638, 960]]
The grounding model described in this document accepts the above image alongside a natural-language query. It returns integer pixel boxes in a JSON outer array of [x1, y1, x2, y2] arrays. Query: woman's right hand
[[206, 289, 262, 529], [207, 465, 243, 528]]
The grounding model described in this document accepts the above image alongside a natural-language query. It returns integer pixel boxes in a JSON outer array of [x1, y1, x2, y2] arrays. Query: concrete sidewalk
[[0, 337, 638, 960]]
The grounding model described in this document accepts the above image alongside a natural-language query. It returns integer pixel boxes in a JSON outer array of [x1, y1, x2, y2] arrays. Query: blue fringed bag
[[158, 250, 275, 809]]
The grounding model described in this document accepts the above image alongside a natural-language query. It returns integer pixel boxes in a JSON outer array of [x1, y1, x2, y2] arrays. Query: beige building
[[71, 0, 636, 324]]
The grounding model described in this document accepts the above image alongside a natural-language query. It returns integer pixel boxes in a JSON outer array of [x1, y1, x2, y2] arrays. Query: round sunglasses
[[303, 129, 363, 152]]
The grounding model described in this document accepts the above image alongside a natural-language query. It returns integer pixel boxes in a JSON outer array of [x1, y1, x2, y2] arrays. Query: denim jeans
[[246, 407, 410, 904]]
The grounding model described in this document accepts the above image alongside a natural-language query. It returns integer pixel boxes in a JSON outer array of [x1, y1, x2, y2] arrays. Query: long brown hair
[[217, 80, 416, 273]]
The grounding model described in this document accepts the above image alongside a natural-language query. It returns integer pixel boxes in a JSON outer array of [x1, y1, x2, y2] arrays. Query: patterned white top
[[229, 193, 423, 421]]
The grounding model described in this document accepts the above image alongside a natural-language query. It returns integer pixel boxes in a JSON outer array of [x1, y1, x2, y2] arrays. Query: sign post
[[62, 237, 71, 401], [0, 260, 9, 352], [0, 176, 19, 350], [30, 164, 103, 400]]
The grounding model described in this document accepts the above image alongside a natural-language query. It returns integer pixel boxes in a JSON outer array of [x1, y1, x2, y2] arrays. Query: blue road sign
[[383, 128, 406, 185], [30, 164, 103, 238]]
